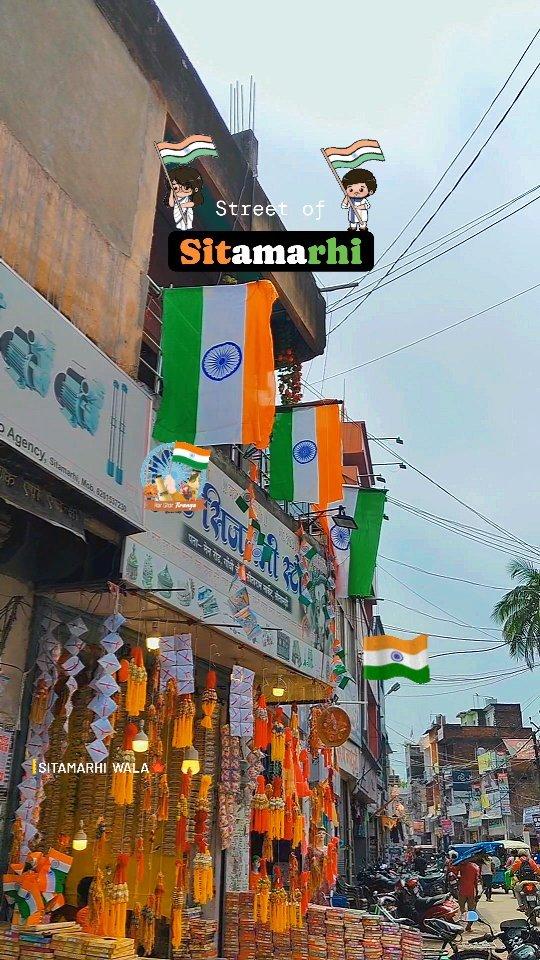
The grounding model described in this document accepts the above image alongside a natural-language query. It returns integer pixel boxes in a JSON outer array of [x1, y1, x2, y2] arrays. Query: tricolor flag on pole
[[330, 486, 386, 598], [153, 281, 277, 448], [322, 138, 385, 170], [156, 135, 218, 168], [172, 442, 211, 471], [268, 401, 343, 507], [363, 634, 430, 684]]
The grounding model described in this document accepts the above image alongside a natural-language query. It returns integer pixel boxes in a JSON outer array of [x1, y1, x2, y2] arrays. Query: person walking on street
[[455, 858, 480, 930], [480, 855, 495, 901]]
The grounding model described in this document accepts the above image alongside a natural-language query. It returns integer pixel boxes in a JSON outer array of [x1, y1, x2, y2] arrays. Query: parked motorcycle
[[468, 912, 540, 960], [393, 878, 461, 931], [519, 883, 540, 927]]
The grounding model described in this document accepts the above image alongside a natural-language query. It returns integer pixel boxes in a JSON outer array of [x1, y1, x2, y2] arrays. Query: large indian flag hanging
[[153, 281, 277, 447], [331, 486, 386, 598], [268, 401, 343, 506], [363, 634, 430, 684]]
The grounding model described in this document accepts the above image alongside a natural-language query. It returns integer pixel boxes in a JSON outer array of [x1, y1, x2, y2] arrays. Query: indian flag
[[330, 486, 386, 599], [269, 402, 343, 506], [157, 135, 218, 167], [323, 138, 385, 170], [172, 442, 211, 470], [153, 281, 277, 448], [363, 634, 430, 684]]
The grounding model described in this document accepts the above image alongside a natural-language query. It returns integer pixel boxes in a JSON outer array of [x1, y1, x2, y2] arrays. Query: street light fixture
[[372, 463, 407, 470], [299, 504, 358, 531], [385, 683, 401, 696]]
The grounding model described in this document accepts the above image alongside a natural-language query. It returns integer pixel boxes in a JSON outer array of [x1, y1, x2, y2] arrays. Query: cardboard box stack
[[381, 923, 402, 960]]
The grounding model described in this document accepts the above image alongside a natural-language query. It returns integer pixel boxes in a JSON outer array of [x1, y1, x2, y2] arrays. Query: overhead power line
[[328, 53, 540, 335], [322, 27, 540, 321], [311, 281, 540, 383], [325, 189, 540, 314], [378, 555, 505, 590]]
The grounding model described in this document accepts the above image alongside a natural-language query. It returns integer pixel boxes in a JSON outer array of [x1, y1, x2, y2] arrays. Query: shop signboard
[[0, 260, 152, 529], [122, 460, 333, 681], [523, 806, 540, 826]]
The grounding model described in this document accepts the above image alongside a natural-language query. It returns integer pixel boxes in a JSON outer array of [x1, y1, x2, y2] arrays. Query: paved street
[[471, 888, 522, 931]]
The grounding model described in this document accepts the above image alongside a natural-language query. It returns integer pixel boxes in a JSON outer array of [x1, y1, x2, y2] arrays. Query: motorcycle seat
[[425, 919, 463, 937]]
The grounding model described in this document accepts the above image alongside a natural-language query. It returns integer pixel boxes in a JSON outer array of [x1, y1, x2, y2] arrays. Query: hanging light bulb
[[272, 677, 285, 698], [145, 621, 161, 652], [181, 745, 200, 775], [72, 820, 88, 851], [133, 719, 149, 753]]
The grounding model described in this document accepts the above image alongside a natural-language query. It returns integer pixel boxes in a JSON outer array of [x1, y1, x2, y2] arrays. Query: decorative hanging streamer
[[15, 612, 62, 857], [229, 664, 255, 738], [154, 871, 165, 917], [171, 859, 186, 949], [271, 707, 286, 762], [125, 646, 147, 716], [200, 668, 218, 728], [254, 859, 271, 923], [253, 694, 270, 750], [228, 574, 262, 642], [193, 846, 213, 904], [160, 633, 195, 693], [269, 777, 285, 840], [59, 616, 88, 754], [172, 695, 195, 748], [218, 724, 240, 849], [251, 775, 270, 835], [87, 613, 125, 764], [110, 722, 137, 806], [270, 868, 290, 933], [104, 853, 129, 938], [140, 894, 156, 954], [175, 772, 192, 856]]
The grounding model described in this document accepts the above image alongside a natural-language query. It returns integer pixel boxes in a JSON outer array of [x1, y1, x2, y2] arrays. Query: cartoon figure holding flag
[[321, 138, 384, 230], [155, 135, 218, 230]]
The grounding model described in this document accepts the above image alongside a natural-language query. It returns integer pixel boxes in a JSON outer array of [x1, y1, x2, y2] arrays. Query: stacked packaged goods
[[380, 923, 402, 960], [325, 909, 345, 960], [343, 911, 364, 960], [238, 893, 256, 960], [222, 894, 240, 960], [0, 928, 20, 960], [306, 906, 327, 960], [401, 928, 424, 960]]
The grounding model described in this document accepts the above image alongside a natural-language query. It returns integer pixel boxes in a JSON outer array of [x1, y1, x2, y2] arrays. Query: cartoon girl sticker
[[165, 166, 204, 230]]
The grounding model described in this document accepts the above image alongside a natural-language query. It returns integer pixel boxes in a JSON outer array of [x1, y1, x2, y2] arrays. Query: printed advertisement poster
[[0, 260, 152, 529], [122, 460, 332, 682]]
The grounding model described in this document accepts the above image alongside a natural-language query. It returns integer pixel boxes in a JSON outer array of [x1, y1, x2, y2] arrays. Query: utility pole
[[530, 720, 540, 793]]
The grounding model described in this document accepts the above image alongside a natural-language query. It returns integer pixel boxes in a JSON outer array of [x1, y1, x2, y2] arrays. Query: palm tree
[[493, 560, 540, 667]]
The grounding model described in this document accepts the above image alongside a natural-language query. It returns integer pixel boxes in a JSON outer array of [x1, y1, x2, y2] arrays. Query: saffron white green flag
[[329, 486, 386, 598], [363, 634, 430, 684]]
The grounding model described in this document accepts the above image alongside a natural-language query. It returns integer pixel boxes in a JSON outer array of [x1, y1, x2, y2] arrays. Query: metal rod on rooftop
[[229, 83, 232, 131], [236, 81, 240, 134], [241, 84, 244, 130], [248, 76, 253, 130], [252, 81, 256, 133]]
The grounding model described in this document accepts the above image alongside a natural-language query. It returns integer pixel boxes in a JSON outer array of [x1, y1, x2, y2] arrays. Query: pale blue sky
[[156, 0, 540, 771]]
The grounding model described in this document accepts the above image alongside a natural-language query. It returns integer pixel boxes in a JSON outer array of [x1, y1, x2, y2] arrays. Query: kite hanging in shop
[[363, 633, 431, 684]]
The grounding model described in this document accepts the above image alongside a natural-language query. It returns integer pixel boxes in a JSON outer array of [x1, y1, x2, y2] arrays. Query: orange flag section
[[364, 634, 428, 656]]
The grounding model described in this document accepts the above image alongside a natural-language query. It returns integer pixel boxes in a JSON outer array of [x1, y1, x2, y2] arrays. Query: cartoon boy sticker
[[165, 166, 204, 230], [341, 168, 377, 231]]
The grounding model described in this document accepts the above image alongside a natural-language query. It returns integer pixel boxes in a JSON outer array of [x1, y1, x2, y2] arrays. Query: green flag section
[[332, 487, 386, 598], [268, 402, 342, 506], [152, 281, 277, 448], [363, 634, 430, 684]]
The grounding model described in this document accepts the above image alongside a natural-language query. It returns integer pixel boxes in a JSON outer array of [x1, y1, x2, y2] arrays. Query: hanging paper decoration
[[87, 613, 125, 764], [229, 664, 255, 738], [15, 612, 62, 858], [268, 402, 343, 507], [59, 616, 88, 755], [152, 280, 277, 448], [200, 668, 218, 728], [363, 633, 430, 684], [160, 632, 195, 693], [125, 646, 147, 716]]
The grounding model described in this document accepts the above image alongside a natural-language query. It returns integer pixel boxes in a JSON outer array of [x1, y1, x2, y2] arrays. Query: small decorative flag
[[153, 281, 277, 448], [172, 442, 211, 470], [157, 135, 218, 167], [322, 138, 385, 170], [363, 634, 430, 684], [269, 401, 343, 507]]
